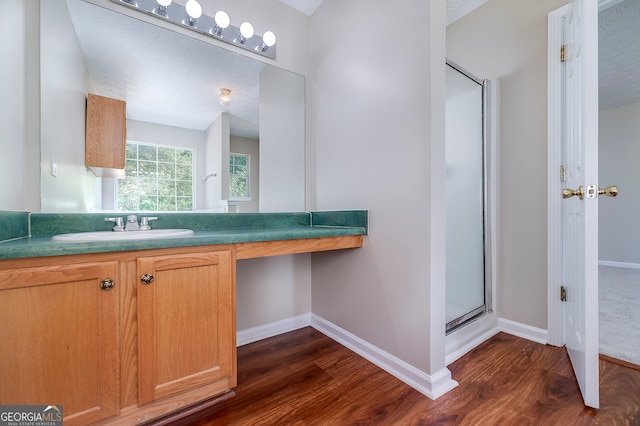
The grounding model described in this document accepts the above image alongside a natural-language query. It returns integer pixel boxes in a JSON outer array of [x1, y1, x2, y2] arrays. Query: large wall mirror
[[38, 0, 305, 213]]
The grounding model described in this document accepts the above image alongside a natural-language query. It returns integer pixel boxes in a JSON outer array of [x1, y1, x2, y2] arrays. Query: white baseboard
[[236, 313, 311, 346], [599, 260, 640, 269], [498, 317, 548, 345], [310, 313, 458, 400], [236, 313, 550, 400]]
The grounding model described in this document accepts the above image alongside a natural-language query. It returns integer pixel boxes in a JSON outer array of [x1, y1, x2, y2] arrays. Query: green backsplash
[[2, 210, 367, 238], [29, 212, 312, 236], [311, 210, 368, 233], [0, 211, 30, 242]]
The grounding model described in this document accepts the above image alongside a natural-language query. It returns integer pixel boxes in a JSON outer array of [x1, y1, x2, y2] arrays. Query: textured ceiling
[[599, 0, 640, 109]]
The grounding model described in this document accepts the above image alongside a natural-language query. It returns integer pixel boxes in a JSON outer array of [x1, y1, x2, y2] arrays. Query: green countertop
[[0, 210, 367, 260]]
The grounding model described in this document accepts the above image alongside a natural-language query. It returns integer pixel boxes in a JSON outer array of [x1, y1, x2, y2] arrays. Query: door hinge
[[560, 165, 566, 182], [561, 45, 567, 62], [561, 286, 567, 302]]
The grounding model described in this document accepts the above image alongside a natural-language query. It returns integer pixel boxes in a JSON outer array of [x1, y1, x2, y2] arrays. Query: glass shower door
[[445, 62, 487, 332]]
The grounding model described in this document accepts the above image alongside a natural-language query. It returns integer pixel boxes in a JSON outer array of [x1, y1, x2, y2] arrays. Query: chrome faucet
[[105, 215, 158, 231], [125, 215, 140, 231]]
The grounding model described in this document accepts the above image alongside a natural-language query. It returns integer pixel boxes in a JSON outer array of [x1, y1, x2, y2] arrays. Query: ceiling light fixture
[[219, 88, 231, 106], [112, 0, 277, 59]]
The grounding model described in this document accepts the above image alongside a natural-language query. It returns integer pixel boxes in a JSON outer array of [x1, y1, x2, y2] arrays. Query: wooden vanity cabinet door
[[137, 250, 236, 405], [0, 262, 120, 426]]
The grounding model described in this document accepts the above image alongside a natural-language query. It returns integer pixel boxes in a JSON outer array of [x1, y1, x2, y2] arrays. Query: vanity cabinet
[[136, 250, 236, 405], [0, 261, 120, 426], [85, 93, 126, 174], [0, 246, 236, 425]]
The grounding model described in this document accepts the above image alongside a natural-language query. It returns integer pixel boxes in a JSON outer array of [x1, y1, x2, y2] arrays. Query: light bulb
[[185, 0, 202, 19], [157, 0, 172, 6], [214, 11, 230, 29], [262, 31, 276, 47], [240, 22, 254, 39]]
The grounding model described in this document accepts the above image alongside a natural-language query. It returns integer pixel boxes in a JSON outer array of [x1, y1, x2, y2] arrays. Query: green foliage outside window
[[117, 142, 194, 211], [229, 154, 249, 198]]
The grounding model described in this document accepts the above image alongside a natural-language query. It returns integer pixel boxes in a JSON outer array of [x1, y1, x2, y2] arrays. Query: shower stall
[[445, 62, 493, 334]]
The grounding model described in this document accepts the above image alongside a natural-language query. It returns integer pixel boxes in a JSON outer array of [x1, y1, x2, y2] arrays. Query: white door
[[561, 0, 600, 409]]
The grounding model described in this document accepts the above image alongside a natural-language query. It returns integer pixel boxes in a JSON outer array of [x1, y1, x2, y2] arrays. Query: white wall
[[40, 0, 99, 212], [0, 0, 99, 211], [230, 135, 259, 213], [447, 0, 567, 330], [309, 0, 449, 384], [0, 0, 27, 211], [203, 114, 228, 210], [259, 65, 306, 212], [599, 102, 640, 264], [236, 256, 311, 329]]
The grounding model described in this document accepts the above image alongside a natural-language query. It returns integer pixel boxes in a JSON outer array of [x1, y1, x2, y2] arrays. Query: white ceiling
[[278, 0, 325, 16]]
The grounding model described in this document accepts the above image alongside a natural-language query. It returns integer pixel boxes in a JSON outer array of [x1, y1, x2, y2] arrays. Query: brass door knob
[[100, 279, 115, 291], [141, 273, 154, 285], [562, 186, 584, 200], [598, 185, 618, 197]]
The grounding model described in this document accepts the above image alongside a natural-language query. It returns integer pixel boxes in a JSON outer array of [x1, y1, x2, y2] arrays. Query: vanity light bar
[[112, 0, 277, 59]]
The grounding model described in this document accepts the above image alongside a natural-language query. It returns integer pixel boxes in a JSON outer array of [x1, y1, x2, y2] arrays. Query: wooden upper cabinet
[[86, 93, 126, 172], [0, 262, 120, 425]]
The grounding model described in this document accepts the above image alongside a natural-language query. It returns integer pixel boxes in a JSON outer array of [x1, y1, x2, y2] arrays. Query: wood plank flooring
[[157, 327, 640, 425]]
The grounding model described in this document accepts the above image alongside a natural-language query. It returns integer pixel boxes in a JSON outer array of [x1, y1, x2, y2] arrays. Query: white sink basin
[[52, 229, 194, 242]]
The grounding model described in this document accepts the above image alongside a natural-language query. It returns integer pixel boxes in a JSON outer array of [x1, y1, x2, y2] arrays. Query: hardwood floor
[[157, 327, 640, 425]]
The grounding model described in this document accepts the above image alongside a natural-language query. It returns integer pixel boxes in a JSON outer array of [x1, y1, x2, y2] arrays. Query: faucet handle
[[139, 217, 158, 231], [104, 217, 125, 232]]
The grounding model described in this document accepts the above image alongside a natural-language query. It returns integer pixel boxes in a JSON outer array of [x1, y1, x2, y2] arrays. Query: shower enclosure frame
[[445, 60, 494, 334]]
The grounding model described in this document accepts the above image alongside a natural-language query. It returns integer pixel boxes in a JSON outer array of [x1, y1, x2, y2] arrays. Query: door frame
[[547, 4, 569, 348]]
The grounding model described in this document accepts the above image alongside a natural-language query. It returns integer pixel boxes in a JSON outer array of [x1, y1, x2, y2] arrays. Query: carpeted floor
[[599, 265, 640, 366]]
